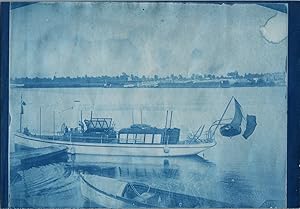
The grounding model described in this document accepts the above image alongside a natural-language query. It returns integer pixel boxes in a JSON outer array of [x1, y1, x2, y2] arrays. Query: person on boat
[[65, 126, 69, 133], [79, 121, 85, 132], [23, 127, 30, 135]]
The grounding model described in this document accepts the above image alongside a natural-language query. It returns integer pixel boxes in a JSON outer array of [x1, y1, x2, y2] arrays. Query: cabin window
[[119, 134, 127, 143], [135, 134, 144, 143], [127, 134, 136, 143], [153, 134, 161, 144], [144, 134, 152, 143]]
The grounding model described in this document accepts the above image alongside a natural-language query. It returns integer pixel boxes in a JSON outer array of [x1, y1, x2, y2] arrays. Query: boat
[[14, 97, 256, 157], [123, 84, 136, 88], [79, 173, 235, 208], [14, 118, 216, 156], [15, 100, 217, 156]]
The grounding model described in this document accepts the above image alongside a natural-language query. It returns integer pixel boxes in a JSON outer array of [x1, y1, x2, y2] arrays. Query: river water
[[9, 87, 287, 207]]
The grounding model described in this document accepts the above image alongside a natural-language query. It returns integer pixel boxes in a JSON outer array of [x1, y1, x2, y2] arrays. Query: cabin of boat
[[23, 116, 182, 145], [118, 124, 180, 144], [72, 120, 180, 144]]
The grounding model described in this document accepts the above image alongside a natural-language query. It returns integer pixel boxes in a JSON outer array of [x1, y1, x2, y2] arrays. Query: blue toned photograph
[[9, 2, 287, 208]]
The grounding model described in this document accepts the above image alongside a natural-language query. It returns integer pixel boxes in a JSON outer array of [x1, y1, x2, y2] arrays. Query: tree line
[[11, 71, 285, 84]]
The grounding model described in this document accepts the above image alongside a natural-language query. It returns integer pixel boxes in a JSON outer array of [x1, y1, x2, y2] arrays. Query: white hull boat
[[15, 97, 256, 157], [14, 132, 216, 157]]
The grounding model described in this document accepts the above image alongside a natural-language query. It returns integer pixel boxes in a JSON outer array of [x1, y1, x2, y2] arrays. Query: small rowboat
[[79, 173, 234, 208]]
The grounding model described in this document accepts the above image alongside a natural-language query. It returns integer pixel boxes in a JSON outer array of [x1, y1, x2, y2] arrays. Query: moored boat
[[14, 125, 216, 157], [15, 105, 217, 156], [79, 173, 234, 208], [14, 96, 256, 157]]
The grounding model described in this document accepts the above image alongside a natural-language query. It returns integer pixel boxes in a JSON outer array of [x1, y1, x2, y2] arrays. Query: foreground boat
[[79, 173, 234, 208]]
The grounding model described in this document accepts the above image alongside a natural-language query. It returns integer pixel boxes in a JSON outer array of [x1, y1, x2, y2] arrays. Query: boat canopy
[[84, 117, 113, 130], [119, 124, 163, 134]]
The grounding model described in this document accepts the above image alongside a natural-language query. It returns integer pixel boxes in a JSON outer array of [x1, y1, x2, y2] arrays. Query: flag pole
[[19, 95, 22, 132], [40, 106, 42, 138], [169, 111, 173, 128], [53, 110, 55, 139], [131, 110, 134, 124], [212, 96, 234, 136], [163, 110, 169, 144]]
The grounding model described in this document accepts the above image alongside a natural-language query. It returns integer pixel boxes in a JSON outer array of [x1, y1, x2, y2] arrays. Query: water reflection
[[10, 154, 221, 208], [69, 154, 215, 182], [10, 153, 272, 208], [10, 163, 84, 208]]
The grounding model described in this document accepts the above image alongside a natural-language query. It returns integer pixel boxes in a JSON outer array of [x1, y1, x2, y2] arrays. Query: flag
[[231, 99, 243, 130], [220, 99, 243, 137], [219, 98, 257, 139], [242, 115, 257, 139]]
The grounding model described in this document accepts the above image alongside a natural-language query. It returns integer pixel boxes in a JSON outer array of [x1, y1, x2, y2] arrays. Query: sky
[[10, 2, 288, 78]]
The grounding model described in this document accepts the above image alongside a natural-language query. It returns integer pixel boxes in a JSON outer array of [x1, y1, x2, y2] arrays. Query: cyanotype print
[[9, 2, 287, 208]]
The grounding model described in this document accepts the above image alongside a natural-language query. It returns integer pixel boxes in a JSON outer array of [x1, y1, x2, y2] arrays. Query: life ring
[[163, 146, 170, 153]]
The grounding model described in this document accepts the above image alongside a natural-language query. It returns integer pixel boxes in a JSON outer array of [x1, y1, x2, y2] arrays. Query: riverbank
[[10, 79, 285, 88]]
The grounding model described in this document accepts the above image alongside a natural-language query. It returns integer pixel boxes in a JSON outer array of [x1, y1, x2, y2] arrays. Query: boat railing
[[185, 118, 233, 144], [185, 130, 214, 144], [208, 118, 233, 133]]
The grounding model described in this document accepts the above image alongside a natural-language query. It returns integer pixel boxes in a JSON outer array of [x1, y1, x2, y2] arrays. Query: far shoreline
[[10, 84, 286, 89]]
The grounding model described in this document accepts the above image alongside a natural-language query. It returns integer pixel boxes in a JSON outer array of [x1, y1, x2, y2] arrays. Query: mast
[[164, 110, 173, 145], [140, 110, 143, 124], [164, 110, 169, 129], [53, 111, 55, 139], [39, 106, 42, 138], [164, 110, 169, 144], [131, 111, 134, 124], [212, 96, 234, 136], [169, 111, 173, 128]]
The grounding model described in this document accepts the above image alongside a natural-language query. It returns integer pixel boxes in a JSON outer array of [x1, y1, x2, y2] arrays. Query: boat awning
[[119, 127, 164, 135]]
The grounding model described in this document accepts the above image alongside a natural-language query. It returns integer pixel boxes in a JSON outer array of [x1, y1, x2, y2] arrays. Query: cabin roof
[[119, 124, 180, 135], [119, 127, 164, 134], [119, 124, 163, 134]]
